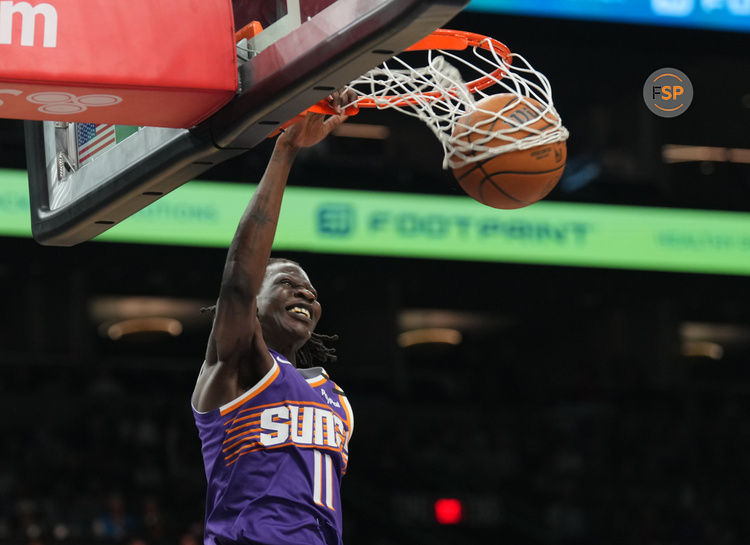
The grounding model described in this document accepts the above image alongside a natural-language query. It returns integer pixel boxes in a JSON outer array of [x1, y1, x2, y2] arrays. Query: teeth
[[290, 307, 311, 319]]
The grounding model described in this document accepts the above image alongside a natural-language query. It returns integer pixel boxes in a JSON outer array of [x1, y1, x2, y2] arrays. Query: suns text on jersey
[[259, 403, 346, 450]]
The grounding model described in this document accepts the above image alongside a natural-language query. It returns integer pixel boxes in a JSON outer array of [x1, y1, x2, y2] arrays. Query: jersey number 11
[[313, 450, 335, 510]]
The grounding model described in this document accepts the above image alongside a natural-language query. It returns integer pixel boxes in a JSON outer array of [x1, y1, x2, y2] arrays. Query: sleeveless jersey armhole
[[219, 360, 281, 416], [192, 360, 281, 417]]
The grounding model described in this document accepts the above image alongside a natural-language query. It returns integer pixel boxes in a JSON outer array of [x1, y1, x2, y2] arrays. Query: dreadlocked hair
[[200, 258, 338, 368], [295, 331, 338, 368]]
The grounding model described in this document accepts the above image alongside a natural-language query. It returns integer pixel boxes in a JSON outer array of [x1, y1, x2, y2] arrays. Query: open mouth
[[286, 305, 311, 320]]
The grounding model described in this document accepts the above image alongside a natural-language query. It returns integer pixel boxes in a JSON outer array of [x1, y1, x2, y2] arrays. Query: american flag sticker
[[75, 124, 139, 165], [76, 123, 116, 165]]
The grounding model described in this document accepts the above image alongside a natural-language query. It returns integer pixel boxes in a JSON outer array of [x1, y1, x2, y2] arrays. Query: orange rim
[[271, 29, 514, 137], [355, 29, 512, 108]]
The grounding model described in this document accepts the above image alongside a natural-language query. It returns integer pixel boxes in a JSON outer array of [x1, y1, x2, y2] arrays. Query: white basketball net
[[345, 35, 569, 170]]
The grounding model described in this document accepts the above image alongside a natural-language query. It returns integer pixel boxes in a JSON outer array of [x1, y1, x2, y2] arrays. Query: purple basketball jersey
[[193, 350, 353, 545]]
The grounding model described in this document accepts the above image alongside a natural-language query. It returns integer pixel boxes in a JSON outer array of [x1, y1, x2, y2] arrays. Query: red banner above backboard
[[0, 0, 237, 127]]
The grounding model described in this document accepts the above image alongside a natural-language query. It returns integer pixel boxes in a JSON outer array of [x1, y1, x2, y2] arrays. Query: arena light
[[434, 498, 463, 525], [90, 296, 208, 321], [662, 144, 750, 164], [398, 308, 510, 332], [332, 123, 390, 140], [680, 322, 750, 344], [681, 341, 724, 360], [397, 328, 462, 348], [104, 317, 183, 340]]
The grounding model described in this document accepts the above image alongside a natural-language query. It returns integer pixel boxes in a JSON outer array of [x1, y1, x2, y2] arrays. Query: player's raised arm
[[192, 94, 352, 412]]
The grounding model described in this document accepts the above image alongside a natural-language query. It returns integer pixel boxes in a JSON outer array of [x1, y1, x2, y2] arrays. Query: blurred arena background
[[1, 2, 750, 545]]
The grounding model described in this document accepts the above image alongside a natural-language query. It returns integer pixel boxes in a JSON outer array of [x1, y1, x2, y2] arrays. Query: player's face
[[257, 262, 322, 344]]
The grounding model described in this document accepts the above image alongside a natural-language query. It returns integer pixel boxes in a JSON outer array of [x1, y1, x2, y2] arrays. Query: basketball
[[452, 93, 567, 210]]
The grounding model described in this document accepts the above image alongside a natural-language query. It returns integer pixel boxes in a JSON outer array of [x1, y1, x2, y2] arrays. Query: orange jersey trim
[[339, 394, 352, 433], [225, 409, 264, 427], [308, 377, 326, 388], [220, 363, 280, 416], [225, 439, 344, 466], [225, 399, 343, 433], [222, 428, 262, 451], [234, 398, 336, 418], [223, 419, 261, 438]]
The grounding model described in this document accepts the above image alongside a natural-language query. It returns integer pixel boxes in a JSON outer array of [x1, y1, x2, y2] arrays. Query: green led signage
[[2, 168, 750, 275]]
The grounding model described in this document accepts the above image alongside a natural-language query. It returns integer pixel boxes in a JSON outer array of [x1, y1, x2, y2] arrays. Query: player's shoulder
[[268, 349, 346, 394], [297, 365, 330, 386], [298, 366, 347, 395]]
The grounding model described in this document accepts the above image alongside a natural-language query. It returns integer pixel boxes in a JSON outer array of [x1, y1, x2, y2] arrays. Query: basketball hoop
[[308, 29, 569, 170]]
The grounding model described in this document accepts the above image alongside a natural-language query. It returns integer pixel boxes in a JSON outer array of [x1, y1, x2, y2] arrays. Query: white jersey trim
[[305, 372, 327, 384], [341, 394, 354, 449]]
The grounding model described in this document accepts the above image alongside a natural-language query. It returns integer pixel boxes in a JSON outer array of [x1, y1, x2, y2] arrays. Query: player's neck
[[268, 342, 298, 366]]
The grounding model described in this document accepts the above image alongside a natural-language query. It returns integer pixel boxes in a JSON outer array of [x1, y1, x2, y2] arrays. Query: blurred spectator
[[178, 532, 201, 545], [91, 493, 136, 541], [140, 497, 165, 542], [87, 369, 124, 398]]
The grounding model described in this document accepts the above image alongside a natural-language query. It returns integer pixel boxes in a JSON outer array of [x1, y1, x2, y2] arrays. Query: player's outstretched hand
[[325, 88, 358, 115], [277, 88, 357, 151]]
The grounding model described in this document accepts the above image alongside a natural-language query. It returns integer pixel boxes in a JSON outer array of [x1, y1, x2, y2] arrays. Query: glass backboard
[[25, 0, 469, 245]]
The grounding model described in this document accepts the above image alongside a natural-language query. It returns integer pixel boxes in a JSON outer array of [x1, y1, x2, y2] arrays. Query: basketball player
[[191, 91, 355, 545]]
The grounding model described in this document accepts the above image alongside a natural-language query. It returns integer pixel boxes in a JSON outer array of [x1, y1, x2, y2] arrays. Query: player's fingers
[[323, 113, 348, 131], [307, 111, 326, 122], [342, 88, 358, 107], [327, 91, 343, 114], [330, 88, 357, 113], [323, 93, 338, 114]]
